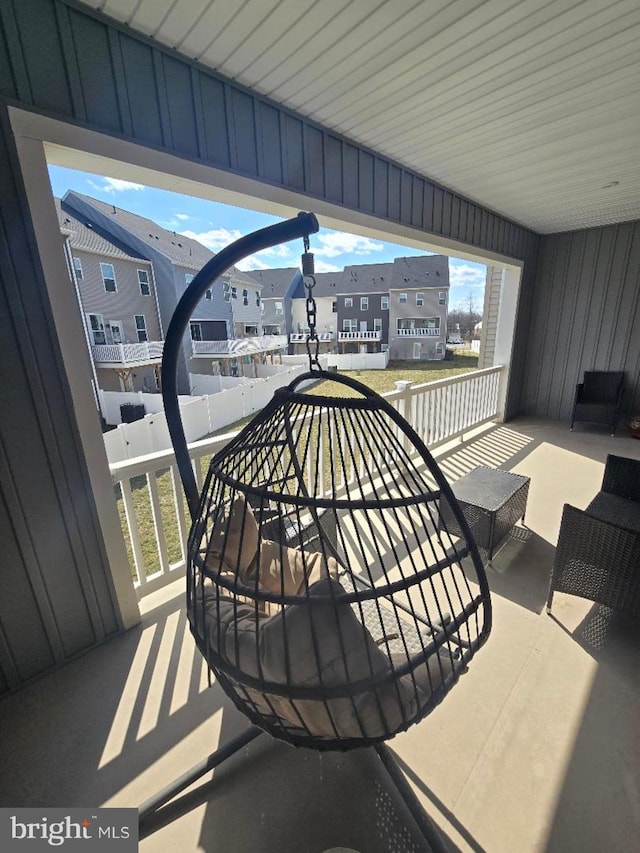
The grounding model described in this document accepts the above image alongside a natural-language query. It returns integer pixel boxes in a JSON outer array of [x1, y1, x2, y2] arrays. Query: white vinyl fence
[[109, 366, 503, 597], [103, 365, 311, 463], [326, 350, 390, 370]]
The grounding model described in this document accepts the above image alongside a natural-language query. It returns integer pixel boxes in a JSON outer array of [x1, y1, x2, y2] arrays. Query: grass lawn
[[116, 352, 479, 580]]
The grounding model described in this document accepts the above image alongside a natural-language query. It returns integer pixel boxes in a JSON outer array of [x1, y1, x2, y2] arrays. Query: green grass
[[116, 354, 479, 580]]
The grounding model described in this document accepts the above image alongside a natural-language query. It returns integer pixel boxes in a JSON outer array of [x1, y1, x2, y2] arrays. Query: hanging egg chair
[[140, 212, 491, 837]]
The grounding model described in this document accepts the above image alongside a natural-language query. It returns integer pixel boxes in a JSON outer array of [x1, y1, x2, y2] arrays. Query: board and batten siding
[[521, 219, 640, 420], [74, 251, 160, 344], [0, 106, 120, 694]]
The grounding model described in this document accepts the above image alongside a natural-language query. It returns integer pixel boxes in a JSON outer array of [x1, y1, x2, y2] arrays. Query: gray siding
[[336, 291, 388, 346], [388, 288, 447, 360], [0, 103, 118, 694], [519, 220, 640, 421], [74, 251, 160, 343]]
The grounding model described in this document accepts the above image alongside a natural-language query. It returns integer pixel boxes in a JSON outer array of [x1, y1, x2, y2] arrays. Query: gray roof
[[243, 267, 299, 298], [65, 192, 214, 271], [390, 255, 449, 289], [339, 263, 393, 295], [55, 198, 147, 262]]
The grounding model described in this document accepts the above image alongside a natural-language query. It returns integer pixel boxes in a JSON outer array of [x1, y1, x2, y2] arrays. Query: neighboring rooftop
[[243, 267, 300, 298], [55, 198, 147, 263], [63, 191, 214, 271], [391, 255, 449, 289]]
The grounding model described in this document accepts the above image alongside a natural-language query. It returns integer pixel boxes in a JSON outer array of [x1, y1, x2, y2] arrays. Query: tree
[[447, 293, 481, 341]]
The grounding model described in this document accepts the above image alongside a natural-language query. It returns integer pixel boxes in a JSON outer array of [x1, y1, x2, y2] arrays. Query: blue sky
[[48, 166, 486, 310]]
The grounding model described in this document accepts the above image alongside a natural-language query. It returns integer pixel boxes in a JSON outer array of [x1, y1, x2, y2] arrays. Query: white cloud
[[314, 260, 341, 273], [101, 177, 145, 193], [449, 262, 486, 289], [181, 227, 243, 252], [174, 213, 190, 221], [256, 244, 292, 259], [314, 230, 384, 258], [235, 256, 272, 271]]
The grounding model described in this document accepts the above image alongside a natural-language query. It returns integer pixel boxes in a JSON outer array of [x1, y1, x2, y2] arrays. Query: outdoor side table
[[439, 466, 531, 561]]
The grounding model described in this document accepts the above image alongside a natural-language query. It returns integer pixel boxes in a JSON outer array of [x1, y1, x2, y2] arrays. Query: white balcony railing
[[396, 327, 440, 336], [338, 330, 382, 341], [290, 332, 335, 342], [191, 335, 288, 357], [91, 341, 164, 365], [110, 366, 503, 598]]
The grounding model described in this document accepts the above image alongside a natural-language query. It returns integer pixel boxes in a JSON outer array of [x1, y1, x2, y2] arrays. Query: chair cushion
[[587, 492, 640, 534], [199, 576, 455, 739]]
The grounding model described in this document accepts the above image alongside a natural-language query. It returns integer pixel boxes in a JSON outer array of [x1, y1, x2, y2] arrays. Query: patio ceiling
[[84, 0, 640, 235]]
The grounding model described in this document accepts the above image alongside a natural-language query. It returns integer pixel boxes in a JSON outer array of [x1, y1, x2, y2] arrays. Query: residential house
[[334, 263, 390, 354], [289, 271, 340, 354], [388, 255, 450, 360], [243, 267, 301, 341], [56, 198, 163, 394]]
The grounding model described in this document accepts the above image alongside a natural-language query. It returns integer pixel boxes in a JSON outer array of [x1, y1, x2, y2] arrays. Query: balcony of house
[[395, 323, 441, 337], [3, 382, 638, 852], [338, 329, 382, 343], [190, 334, 288, 358], [91, 341, 164, 367], [289, 331, 335, 343]]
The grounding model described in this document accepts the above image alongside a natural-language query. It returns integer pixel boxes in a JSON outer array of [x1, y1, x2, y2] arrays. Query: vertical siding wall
[[0, 106, 119, 693], [479, 267, 503, 369], [521, 220, 640, 420]]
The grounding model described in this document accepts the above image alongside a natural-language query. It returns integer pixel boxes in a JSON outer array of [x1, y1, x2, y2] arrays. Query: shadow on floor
[[543, 606, 640, 852]]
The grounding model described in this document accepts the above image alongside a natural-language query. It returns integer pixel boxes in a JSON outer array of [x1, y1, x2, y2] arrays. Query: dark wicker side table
[[440, 467, 531, 561]]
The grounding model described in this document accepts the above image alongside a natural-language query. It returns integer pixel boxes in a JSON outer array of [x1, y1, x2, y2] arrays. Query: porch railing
[[110, 366, 503, 597], [338, 330, 382, 341], [92, 341, 164, 364], [396, 327, 440, 336], [191, 335, 288, 356]]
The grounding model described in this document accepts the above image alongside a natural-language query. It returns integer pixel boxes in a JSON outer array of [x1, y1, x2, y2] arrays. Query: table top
[[449, 466, 530, 512]]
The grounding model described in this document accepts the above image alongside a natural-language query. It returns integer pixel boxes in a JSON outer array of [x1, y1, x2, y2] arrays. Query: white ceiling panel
[[88, 0, 640, 234]]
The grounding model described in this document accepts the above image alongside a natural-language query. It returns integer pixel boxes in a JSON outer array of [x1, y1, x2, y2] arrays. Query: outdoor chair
[[548, 454, 640, 620], [570, 370, 624, 435]]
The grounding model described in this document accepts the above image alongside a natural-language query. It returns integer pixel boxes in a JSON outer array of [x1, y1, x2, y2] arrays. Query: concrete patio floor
[[1, 418, 639, 852]]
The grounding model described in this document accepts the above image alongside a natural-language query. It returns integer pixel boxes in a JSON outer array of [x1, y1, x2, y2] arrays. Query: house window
[[439, 291, 447, 305], [138, 269, 150, 295], [134, 314, 148, 342], [243, 289, 248, 305], [381, 295, 389, 310], [185, 273, 194, 285], [87, 313, 105, 345], [109, 320, 124, 344], [343, 319, 357, 333], [275, 301, 283, 314], [73, 257, 83, 281], [436, 342, 445, 355], [190, 322, 202, 341], [223, 281, 230, 302], [399, 292, 407, 303], [381, 343, 389, 353], [231, 286, 237, 299], [256, 293, 260, 307], [416, 292, 424, 306], [361, 296, 369, 311], [373, 318, 382, 332], [100, 262, 116, 293], [344, 297, 353, 307], [205, 288, 212, 300], [426, 317, 439, 329], [332, 301, 337, 313], [245, 325, 258, 335]]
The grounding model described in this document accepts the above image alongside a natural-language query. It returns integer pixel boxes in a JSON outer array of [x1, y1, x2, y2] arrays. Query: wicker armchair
[[547, 454, 640, 620], [570, 370, 624, 435]]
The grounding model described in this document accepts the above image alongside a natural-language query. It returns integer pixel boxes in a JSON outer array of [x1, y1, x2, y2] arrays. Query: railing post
[[394, 380, 413, 452]]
